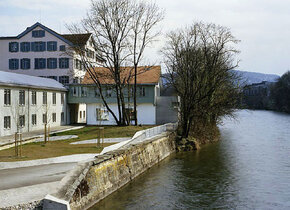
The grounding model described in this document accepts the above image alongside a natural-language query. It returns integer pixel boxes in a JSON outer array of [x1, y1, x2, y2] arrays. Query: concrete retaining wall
[[44, 133, 176, 210]]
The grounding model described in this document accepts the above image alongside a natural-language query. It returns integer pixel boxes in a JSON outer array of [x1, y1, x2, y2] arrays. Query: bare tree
[[67, 0, 163, 126], [163, 22, 241, 138], [130, 1, 164, 125]]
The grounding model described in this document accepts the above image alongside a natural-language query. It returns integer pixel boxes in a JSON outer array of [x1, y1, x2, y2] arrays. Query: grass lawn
[[0, 125, 153, 162]]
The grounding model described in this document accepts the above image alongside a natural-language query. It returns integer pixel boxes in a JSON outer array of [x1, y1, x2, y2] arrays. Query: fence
[[100, 123, 178, 155]]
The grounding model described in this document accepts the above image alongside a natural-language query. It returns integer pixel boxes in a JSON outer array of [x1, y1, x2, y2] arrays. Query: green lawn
[[0, 125, 153, 162]]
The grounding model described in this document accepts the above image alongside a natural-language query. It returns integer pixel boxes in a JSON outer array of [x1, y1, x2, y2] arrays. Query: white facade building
[[0, 22, 97, 84], [0, 71, 67, 137]]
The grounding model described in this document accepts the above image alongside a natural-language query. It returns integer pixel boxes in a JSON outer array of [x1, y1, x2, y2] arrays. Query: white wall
[[86, 103, 156, 125], [0, 85, 67, 137]]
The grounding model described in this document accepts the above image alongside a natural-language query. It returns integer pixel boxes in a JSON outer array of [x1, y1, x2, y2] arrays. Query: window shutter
[[9, 42, 12, 52], [20, 43, 24, 52], [41, 42, 46, 51], [15, 59, 19, 69], [31, 42, 35, 51], [9, 59, 12, 69], [20, 59, 24, 69]]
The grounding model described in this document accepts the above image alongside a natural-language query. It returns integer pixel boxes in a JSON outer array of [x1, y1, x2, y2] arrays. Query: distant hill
[[161, 70, 280, 87], [234, 70, 280, 85]]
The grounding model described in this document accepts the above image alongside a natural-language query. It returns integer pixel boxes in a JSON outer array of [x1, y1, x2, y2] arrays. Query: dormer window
[[32, 30, 45, 38]]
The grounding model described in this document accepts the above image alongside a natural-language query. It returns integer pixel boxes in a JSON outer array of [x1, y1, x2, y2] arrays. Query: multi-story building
[[0, 71, 67, 137], [0, 22, 97, 84], [0, 22, 98, 121]]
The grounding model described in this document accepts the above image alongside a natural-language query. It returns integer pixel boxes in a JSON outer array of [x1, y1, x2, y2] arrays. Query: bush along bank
[[175, 123, 220, 152]]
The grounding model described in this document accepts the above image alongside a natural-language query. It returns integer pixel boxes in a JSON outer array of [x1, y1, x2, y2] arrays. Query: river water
[[91, 110, 290, 210]]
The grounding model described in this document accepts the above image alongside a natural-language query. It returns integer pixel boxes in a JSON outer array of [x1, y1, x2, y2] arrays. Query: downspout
[[27, 88, 30, 132]]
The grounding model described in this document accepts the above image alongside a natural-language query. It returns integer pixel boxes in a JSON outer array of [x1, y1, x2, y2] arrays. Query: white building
[[0, 71, 67, 137], [0, 22, 97, 84], [0, 22, 99, 122], [67, 66, 163, 125]]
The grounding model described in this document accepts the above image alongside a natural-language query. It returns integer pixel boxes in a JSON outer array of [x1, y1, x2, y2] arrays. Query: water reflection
[[91, 110, 290, 210]]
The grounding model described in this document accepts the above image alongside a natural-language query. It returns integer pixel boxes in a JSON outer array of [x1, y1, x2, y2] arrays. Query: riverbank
[[90, 110, 290, 209]]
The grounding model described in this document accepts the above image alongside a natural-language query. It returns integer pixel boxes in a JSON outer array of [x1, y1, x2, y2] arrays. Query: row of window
[[4, 89, 64, 106], [71, 87, 146, 97], [9, 58, 69, 70], [4, 112, 65, 129], [9, 41, 66, 52]]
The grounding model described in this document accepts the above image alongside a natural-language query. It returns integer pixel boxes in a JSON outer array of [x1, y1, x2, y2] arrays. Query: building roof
[[61, 33, 92, 47], [0, 22, 91, 47], [82, 66, 161, 85], [0, 71, 67, 91]]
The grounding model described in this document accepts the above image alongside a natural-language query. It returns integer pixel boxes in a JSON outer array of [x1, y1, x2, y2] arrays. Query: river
[[91, 110, 290, 210]]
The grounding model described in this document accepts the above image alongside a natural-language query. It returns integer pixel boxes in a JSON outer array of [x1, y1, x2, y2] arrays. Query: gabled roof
[[0, 71, 67, 91], [0, 22, 91, 47], [82, 66, 161, 85]]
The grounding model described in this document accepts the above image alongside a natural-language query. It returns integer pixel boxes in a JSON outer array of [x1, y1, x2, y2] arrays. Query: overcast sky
[[0, 0, 289, 76]]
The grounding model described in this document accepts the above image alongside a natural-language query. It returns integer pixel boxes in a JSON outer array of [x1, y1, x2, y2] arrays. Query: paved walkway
[[0, 125, 84, 150], [70, 137, 131, 145]]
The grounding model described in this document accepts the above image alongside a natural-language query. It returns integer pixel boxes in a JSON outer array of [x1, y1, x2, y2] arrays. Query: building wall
[[0, 85, 67, 137], [0, 25, 96, 83], [86, 103, 156, 125]]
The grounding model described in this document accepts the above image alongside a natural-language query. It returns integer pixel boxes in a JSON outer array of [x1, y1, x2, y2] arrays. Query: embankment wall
[[44, 133, 176, 210]]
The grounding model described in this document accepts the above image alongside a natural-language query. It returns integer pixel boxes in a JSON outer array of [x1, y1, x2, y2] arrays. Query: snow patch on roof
[[0, 71, 66, 91]]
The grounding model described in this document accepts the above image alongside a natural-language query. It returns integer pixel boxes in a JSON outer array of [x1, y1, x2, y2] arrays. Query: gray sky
[[1, 0, 289, 76]]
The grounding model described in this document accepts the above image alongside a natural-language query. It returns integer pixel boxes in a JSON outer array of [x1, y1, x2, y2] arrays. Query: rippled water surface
[[91, 110, 290, 210]]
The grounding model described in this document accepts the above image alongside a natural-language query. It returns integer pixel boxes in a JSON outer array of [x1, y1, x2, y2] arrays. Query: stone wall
[[44, 133, 176, 210]]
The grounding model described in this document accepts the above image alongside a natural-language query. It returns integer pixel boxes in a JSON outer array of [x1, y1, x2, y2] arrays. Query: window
[[32, 42, 46, 52], [52, 113, 56, 122], [125, 108, 136, 121], [35, 58, 46, 69], [47, 58, 57, 69], [61, 112, 65, 123], [19, 90, 25, 105], [83, 111, 86, 119], [95, 88, 100, 97], [43, 113, 47, 124], [4, 116, 11, 129], [139, 87, 146, 96], [81, 87, 87, 96], [32, 30, 45, 38], [9, 59, 19, 70], [19, 115, 25, 127], [61, 93, 64, 104], [96, 108, 109, 121], [72, 86, 77, 96], [80, 111, 82, 119], [73, 77, 79, 84], [20, 42, 30, 52], [59, 76, 69, 84], [4, 89, 11, 105], [74, 59, 83, 70], [32, 114, 37, 125], [9, 42, 19, 52], [52, 93, 56, 105], [47, 41, 57, 51], [106, 87, 112, 97], [31, 91, 37, 105], [59, 58, 69, 69], [86, 49, 94, 59], [21, 58, 30, 70], [43, 92, 47, 105], [59, 45, 66, 51]]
